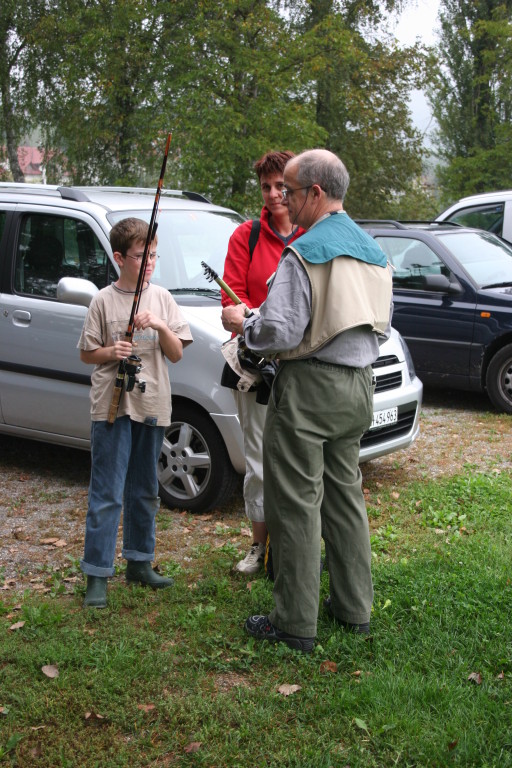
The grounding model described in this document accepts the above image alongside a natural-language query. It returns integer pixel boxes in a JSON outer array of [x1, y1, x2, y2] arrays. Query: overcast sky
[[393, 0, 441, 140]]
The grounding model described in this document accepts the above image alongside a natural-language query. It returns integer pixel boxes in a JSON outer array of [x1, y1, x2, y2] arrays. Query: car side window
[[376, 237, 450, 289], [14, 213, 110, 297], [445, 203, 504, 237]]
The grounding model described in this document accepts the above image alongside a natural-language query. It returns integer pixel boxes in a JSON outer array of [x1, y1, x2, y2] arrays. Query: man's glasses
[[126, 251, 159, 263], [282, 185, 312, 199]]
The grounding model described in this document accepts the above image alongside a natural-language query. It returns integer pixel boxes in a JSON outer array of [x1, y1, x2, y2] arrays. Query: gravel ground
[[1, 387, 511, 594]]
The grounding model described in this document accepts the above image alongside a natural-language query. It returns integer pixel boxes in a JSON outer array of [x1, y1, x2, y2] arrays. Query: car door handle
[[12, 310, 32, 326]]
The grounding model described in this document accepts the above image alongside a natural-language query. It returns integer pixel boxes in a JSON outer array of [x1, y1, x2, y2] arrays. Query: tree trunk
[[0, 81, 24, 182]]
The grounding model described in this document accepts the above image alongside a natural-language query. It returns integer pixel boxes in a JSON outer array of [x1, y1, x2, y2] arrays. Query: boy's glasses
[[126, 251, 159, 262]]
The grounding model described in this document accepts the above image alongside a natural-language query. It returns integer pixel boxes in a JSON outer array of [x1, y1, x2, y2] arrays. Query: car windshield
[[107, 209, 242, 291], [436, 231, 512, 287]]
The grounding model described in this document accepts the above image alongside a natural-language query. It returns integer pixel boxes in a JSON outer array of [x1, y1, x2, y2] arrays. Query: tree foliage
[[430, 0, 512, 203], [0, 0, 46, 180], [0, 0, 431, 217]]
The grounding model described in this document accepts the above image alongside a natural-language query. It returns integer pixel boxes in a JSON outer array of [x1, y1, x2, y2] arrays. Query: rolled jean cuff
[[122, 549, 154, 562], [80, 559, 115, 578], [245, 503, 265, 523]]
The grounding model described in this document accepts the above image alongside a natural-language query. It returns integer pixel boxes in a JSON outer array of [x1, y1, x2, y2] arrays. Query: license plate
[[370, 407, 398, 430]]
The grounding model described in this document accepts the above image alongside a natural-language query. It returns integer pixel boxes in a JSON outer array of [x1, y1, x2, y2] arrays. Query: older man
[[222, 149, 393, 652]]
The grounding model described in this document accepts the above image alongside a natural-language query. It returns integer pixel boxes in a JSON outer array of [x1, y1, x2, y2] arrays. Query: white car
[[437, 190, 512, 245], [0, 184, 423, 511]]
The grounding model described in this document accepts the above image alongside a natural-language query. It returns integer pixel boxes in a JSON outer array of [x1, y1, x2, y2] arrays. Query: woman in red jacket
[[221, 151, 304, 574]]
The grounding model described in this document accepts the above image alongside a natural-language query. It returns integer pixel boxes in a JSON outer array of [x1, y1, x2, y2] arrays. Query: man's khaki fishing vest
[[278, 251, 393, 361]]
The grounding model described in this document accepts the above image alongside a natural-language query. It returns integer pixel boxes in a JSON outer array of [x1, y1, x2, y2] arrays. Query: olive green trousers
[[263, 358, 375, 638]]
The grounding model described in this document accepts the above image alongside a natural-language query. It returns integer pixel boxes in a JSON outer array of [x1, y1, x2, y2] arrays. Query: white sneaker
[[235, 542, 266, 574]]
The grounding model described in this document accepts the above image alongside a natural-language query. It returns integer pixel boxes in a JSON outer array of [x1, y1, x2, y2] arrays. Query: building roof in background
[[17, 146, 43, 176]]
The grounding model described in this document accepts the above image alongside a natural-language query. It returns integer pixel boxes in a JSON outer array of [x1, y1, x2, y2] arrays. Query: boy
[[78, 217, 193, 608]]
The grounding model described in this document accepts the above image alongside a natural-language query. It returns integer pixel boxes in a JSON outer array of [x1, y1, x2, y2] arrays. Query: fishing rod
[[107, 132, 172, 424]]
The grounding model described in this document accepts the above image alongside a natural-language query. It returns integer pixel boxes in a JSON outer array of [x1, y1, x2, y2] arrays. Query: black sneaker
[[245, 614, 315, 653], [323, 597, 370, 635]]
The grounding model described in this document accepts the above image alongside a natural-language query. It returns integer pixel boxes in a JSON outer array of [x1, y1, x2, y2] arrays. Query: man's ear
[[311, 183, 323, 199]]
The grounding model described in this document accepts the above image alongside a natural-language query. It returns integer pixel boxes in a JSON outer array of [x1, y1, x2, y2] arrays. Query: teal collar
[[290, 212, 387, 267]]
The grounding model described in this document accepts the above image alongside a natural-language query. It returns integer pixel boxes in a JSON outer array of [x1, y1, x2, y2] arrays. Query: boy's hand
[[133, 310, 163, 332], [113, 340, 133, 360]]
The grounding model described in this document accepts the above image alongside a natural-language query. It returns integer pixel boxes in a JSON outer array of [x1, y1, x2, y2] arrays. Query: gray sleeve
[[242, 252, 311, 355]]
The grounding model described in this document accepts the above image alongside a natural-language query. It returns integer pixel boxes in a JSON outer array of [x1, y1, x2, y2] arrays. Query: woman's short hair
[[253, 151, 295, 180]]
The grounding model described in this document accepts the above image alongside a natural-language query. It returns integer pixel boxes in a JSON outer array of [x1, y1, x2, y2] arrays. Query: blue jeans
[[80, 416, 165, 577]]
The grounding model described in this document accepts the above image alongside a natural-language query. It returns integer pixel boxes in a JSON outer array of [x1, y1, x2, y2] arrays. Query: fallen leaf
[[52, 539, 67, 548], [448, 740, 458, 751], [184, 742, 201, 753], [320, 660, 338, 674], [240, 527, 252, 537], [137, 703, 156, 712], [391, 491, 400, 499], [497, 671, 505, 680], [84, 711, 106, 723], [9, 621, 25, 631], [277, 684, 301, 696], [40, 538, 59, 545], [42, 665, 59, 679], [467, 671, 482, 685], [351, 670, 362, 677], [354, 717, 369, 733], [246, 581, 255, 591]]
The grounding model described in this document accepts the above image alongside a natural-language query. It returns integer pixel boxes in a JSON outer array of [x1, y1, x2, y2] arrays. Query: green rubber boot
[[125, 561, 174, 590], [83, 575, 108, 608]]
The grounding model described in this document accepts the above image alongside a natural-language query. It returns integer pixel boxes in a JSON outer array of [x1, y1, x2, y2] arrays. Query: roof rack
[[356, 220, 409, 229], [62, 186, 211, 204], [0, 182, 211, 204], [0, 182, 62, 197], [356, 219, 462, 230]]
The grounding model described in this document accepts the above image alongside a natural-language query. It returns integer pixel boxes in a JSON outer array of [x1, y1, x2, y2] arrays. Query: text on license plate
[[370, 407, 398, 430]]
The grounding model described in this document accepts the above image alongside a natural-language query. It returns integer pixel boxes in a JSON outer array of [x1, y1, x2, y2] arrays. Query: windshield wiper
[[170, 287, 220, 296], [481, 281, 512, 289]]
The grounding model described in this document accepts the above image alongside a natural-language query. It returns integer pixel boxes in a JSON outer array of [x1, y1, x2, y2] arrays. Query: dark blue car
[[358, 221, 512, 413]]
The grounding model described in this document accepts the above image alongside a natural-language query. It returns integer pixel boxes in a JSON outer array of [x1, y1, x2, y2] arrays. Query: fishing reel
[[237, 342, 267, 372], [122, 354, 146, 393]]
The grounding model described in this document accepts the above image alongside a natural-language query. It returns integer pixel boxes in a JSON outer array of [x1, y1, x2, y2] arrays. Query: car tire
[[157, 402, 239, 512], [486, 344, 512, 413]]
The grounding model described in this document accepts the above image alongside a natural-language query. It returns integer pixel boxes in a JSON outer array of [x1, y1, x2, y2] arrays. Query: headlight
[[398, 333, 416, 378]]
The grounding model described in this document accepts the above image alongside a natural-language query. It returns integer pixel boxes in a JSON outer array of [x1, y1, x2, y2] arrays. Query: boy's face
[[114, 238, 158, 283]]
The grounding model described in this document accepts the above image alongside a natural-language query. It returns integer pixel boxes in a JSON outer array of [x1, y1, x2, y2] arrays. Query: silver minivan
[[0, 184, 423, 511]]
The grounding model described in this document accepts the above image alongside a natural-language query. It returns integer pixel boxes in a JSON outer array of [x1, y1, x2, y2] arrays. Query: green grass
[[1, 471, 512, 767]]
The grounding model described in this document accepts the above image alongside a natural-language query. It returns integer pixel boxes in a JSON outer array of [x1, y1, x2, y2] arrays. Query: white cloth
[[233, 388, 265, 522], [221, 336, 262, 392]]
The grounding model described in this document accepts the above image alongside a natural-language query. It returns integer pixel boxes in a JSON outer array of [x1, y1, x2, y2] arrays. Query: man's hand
[[221, 304, 246, 335]]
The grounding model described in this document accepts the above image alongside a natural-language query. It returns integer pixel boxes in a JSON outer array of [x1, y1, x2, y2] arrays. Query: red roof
[[17, 146, 43, 176]]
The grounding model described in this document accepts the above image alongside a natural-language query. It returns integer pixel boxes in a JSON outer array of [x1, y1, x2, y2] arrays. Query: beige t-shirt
[[78, 283, 193, 425]]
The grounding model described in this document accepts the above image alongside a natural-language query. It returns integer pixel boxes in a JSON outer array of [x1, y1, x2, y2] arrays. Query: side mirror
[[423, 274, 462, 294], [57, 277, 99, 308]]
